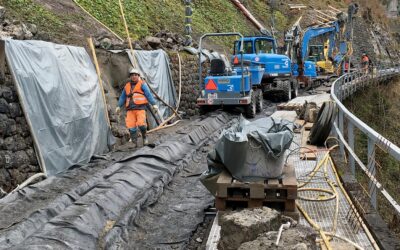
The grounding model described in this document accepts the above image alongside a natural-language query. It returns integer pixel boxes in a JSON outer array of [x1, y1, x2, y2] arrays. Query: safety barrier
[[331, 65, 400, 214]]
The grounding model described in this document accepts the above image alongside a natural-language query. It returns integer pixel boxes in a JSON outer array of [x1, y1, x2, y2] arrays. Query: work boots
[[139, 126, 148, 146], [129, 130, 139, 148]]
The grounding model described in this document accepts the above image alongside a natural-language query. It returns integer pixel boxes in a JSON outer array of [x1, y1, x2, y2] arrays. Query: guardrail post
[[347, 120, 355, 175], [338, 109, 345, 156], [368, 137, 377, 209]]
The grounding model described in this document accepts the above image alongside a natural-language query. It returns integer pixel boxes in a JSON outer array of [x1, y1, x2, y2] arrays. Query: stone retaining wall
[[169, 52, 209, 117], [0, 66, 39, 193]]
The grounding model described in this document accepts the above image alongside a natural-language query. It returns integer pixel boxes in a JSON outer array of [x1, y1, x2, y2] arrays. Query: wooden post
[[87, 37, 111, 128], [118, 0, 134, 54]]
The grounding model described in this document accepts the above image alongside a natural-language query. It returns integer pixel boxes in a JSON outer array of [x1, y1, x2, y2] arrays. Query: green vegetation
[[0, 0, 63, 34], [72, 0, 287, 48], [345, 79, 400, 234]]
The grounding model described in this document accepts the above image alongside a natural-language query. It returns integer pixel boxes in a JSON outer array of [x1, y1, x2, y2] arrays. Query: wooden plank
[[248, 199, 263, 208], [328, 5, 342, 13], [314, 9, 337, 20], [216, 170, 232, 198], [295, 119, 306, 127], [300, 152, 317, 160], [268, 179, 279, 187], [304, 122, 314, 130], [215, 197, 226, 210], [217, 170, 232, 184], [300, 128, 319, 160], [285, 200, 296, 212], [282, 165, 297, 187], [250, 181, 265, 199]]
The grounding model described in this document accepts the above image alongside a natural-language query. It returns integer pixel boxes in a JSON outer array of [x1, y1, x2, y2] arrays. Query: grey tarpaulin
[[207, 116, 294, 181], [126, 49, 177, 128], [4, 39, 112, 176]]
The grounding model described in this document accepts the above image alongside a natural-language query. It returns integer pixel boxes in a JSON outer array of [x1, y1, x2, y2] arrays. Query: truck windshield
[[255, 39, 274, 54], [308, 45, 324, 62], [234, 41, 253, 54]]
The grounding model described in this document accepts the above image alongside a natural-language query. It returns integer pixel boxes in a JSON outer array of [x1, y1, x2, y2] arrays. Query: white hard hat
[[129, 68, 140, 75]]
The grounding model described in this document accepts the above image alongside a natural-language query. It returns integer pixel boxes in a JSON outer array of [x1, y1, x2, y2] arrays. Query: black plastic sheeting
[[0, 113, 230, 249], [122, 123, 228, 249]]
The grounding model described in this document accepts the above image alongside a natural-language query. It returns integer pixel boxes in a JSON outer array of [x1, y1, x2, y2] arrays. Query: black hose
[[308, 101, 337, 145]]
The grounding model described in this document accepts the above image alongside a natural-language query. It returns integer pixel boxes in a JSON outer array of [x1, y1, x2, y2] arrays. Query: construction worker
[[361, 53, 370, 74], [116, 68, 158, 146]]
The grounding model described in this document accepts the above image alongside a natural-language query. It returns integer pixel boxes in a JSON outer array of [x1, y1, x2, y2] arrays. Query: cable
[[296, 145, 369, 250], [309, 101, 337, 145]]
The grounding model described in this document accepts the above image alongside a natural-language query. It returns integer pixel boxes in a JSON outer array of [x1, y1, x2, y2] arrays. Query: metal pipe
[[230, 0, 270, 35], [347, 121, 355, 175], [368, 138, 377, 209]]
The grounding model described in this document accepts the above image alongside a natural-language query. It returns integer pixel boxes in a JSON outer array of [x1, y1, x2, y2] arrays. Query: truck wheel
[[245, 93, 256, 118], [255, 89, 263, 112], [199, 105, 210, 115], [291, 81, 298, 98], [278, 80, 291, 101]]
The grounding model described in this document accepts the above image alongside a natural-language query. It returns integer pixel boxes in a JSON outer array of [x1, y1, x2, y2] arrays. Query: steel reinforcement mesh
[[290, 131, 374, 249]]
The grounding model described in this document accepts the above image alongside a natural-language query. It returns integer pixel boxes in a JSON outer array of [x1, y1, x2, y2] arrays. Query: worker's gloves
[[115, 106, 121, 114], [152, 105, 159, 111]]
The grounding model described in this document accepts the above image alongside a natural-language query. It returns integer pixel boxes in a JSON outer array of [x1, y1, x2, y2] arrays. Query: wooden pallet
[[214, 165, 298, 220], [277, 102, 303, 111]]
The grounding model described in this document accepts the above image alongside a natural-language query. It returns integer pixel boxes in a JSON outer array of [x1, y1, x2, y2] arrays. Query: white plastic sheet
[[127, 49, 177, 127]]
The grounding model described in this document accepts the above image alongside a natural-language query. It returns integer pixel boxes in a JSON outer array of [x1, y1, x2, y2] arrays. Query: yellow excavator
[[315, 40, 335, 74]]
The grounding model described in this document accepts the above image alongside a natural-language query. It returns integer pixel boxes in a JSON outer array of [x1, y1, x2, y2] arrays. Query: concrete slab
[[271, 110, 297, 122], [288, 93, 331, 106]]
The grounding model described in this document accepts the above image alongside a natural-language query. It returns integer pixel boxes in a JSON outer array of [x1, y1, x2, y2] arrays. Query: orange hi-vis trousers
[[126, 109, 147, 129]]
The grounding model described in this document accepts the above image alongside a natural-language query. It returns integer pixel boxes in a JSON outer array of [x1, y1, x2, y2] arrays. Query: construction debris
[[217, 207, 317, 250]]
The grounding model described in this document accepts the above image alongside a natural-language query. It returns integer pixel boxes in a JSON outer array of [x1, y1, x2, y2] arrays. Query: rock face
[[0, 7, 38, 40], [0, 66, 40, 193], [352, 16, 400, 65]]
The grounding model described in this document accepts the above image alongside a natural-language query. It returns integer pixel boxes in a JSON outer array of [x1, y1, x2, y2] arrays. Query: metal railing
[[331, 65, 400, 214]]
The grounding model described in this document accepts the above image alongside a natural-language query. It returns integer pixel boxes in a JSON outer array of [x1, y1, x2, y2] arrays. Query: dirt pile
[[218, 207, 317, 250], [238, 225, 317, 250]]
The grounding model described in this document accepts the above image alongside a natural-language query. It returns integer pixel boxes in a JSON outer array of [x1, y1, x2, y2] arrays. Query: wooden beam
[[314, 9, 337, 20], [315, 14, 331, 23], [328, 5, 342, 14]]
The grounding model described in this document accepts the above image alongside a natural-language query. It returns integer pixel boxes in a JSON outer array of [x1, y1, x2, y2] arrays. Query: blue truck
[[232, 36, 299, 101], [196, 33, 265, 118]]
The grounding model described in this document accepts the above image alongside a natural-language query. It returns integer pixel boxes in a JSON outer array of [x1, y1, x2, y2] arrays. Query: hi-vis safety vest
[[124, 80, 148, 109]]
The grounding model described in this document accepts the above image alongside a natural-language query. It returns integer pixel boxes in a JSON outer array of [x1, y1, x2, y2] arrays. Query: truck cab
[[232, 36, 297, 101]]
